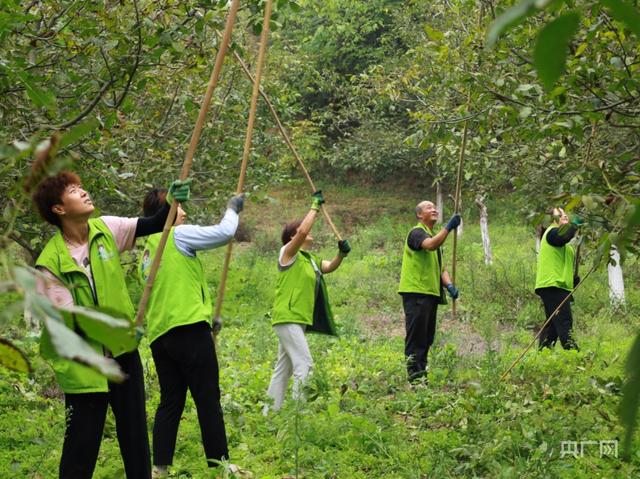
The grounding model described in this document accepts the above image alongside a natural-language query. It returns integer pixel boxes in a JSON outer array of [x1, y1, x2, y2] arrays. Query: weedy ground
[[1, 181, 639, 478]]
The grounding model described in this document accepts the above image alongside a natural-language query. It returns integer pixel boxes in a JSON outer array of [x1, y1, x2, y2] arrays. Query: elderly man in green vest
[[535, 207, 583, 350], [32, 153, 190, 478], [398, 201, 460, 383]]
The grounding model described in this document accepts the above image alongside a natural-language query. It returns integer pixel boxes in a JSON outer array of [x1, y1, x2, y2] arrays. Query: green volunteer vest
[[138, 230, 212, 344], [272, 250, 336, 336], [535, 224, 575, 291], [398, 223, 443, 297], [36, 218, 136, 393]]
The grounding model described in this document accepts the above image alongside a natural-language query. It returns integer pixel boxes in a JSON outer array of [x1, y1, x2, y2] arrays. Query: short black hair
[[143, 188, 168, 217], [281, 219, 302, 245]]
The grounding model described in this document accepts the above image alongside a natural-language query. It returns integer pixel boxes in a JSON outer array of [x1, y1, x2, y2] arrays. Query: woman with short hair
[[265, 191, 351, 412]]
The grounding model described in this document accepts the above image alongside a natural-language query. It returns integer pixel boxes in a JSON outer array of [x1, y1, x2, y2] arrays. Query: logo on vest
[[141, 249, 151, 280], [97, 243, 114, 261]]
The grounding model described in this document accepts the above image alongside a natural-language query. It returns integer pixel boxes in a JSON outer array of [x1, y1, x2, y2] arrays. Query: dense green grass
[[1, 184, 639, 478]]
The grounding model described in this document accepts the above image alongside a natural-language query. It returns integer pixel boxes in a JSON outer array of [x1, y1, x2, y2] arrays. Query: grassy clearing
[[1, 183, 639, 478]]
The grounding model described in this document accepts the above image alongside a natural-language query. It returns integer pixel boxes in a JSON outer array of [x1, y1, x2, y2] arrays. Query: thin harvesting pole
[[225, 42, 342, 240], [451, 93, 470, 321], [135, 0, 240, 327], [499, 263, 596, 382], [213, 0, 274, 329]]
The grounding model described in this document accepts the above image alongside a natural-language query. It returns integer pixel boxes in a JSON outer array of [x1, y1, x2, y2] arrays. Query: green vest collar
[[48, 221, 107, 275], [415, 222, 434, 236]]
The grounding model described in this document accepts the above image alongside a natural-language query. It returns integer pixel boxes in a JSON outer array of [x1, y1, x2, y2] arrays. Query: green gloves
[[167, 179, 192, 205], [311, 190, 325, 211], [338, 239, 351, 257], [569, 214, 584, 226]]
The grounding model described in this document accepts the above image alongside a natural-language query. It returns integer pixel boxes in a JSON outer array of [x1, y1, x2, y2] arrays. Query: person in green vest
[[32, 154, 190, 478], [398, 201, 461, 383], [535, 207, 583, 350], [265, 191, 351, 412], [138, 188, 243, 477]]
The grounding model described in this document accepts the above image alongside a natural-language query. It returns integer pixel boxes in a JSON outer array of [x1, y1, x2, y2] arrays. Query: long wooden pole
[[451, 94, 470, 321], [225, 42, 342, 240], [213, 0, 274, 328], [135, 0, 240, 327], [499, 263, 596, 382]]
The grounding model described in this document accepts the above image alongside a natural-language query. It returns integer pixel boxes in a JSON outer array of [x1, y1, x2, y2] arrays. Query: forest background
[[0, 0, 639, 477]]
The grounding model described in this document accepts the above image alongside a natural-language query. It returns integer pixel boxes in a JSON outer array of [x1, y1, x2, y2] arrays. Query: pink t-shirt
[[36, 216, 137, 307]]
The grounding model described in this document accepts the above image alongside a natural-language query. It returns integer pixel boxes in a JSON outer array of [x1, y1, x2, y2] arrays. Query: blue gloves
[[446, 283, 459, 299], [227, 194, 244, 213], [445, 214, 461, 231]]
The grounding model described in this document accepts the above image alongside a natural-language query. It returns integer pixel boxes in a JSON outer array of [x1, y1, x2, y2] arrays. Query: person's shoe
[[152, 465, 169, 478]]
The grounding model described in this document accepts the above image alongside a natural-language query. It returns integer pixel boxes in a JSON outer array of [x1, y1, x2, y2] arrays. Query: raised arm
[[281, 191, 324, 265], [173, 195, 243, 254], [420, 214, 461, 251], [135, 179, 191, 238], [321, 240, 351, 274]]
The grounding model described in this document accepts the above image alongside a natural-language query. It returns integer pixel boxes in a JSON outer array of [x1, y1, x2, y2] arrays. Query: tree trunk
[[535, 224, 543, 253], [608, 246, 625, 307], [436, 182, 443, 223], [475, 195, 492, 265]]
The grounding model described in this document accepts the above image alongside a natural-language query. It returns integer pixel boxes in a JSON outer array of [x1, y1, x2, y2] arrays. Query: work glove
[[167, 178, 192, 205], [227, 194, 244, 214], [338, 239, 351, 257], [311, 190, 325, 211], [445, 214, 461, 231], [446, 283, 459, 300], [570, 214, 584, 227]]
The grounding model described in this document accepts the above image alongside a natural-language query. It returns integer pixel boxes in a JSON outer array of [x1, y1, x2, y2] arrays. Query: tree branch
[[113, 0, 142, 109], [41, 78, 115, 130]]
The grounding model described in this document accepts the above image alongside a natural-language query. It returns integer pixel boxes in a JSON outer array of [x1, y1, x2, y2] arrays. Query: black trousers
[[59, 350, 151, 479], [537, 287, 578, 350], [150, 321, 228, 468], [402, 293, 439, 382]]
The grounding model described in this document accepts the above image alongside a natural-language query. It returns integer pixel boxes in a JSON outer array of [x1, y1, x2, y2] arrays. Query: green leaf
[[424, 24, 444, 42], [58, 118, 100, 148], [486, 0, 538, 48], [533, 12, 580, 91], [0, 338, 32, 374], [601, 0, 640, 36], [43, 317, 125, 382], [13, 266, 36, 292], [620, 331, 640, 457], [17, 72, 56, 108], [60, 305, 137, 357]]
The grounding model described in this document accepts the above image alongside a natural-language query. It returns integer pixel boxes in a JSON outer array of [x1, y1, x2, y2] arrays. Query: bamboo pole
[[224, 41, 342, 240], [451, 94, 470, 321], [213, 0, 274, 329], [499, 263, 596, 382], [135, 0, 240, 327]]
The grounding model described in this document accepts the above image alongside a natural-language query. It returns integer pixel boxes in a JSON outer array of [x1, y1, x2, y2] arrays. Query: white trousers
[[266, 323, 313, 411]]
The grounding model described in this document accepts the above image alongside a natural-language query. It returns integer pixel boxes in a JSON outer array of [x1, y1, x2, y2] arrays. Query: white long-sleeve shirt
[[173, 208, 238, 257]]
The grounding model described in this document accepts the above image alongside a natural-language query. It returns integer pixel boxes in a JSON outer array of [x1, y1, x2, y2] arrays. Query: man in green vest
[[32, 159, 190, 478], [398, 201, 461, 383], [535, 207, 582, 350], [138, 188, 243, 477]]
